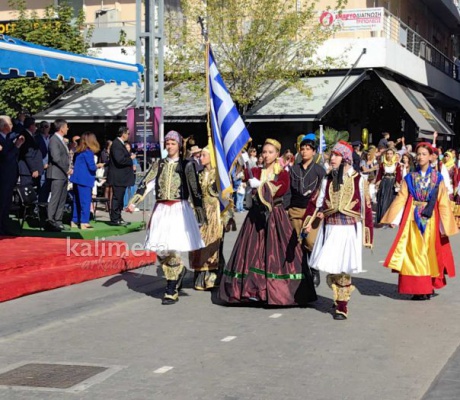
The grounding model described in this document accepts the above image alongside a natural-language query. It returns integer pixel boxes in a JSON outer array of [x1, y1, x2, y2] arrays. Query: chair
[[92, 184, 109, 222], [92, 197, 109, 221], [15, 185, 47, 230]]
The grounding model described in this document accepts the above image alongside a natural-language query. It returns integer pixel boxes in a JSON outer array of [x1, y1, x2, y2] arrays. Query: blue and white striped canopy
[[0, 34, 143, 86]]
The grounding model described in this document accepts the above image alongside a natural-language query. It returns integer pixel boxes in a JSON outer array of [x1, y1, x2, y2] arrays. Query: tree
[[164, 0, 347, 114], [0, 0, 91, 116], [315, 126, 349, 151]]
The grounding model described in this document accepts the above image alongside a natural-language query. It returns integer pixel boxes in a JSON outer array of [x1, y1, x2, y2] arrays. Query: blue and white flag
[[208, 47, 250, 208], [318, 125, 327, 154]]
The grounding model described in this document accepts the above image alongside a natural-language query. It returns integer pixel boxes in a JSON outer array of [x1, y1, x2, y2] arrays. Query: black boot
[[311, 268, 321, 288], [176, 267, 187, 292], [162, 280, 179, 305]]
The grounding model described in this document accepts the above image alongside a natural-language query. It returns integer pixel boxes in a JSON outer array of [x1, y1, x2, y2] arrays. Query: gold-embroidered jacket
[[128, 158, 205, 223], [321, 171, 374, 247]]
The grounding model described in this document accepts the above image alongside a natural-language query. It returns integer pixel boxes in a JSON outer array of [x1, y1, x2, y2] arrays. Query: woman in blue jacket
[[70, 132, 101, 229]]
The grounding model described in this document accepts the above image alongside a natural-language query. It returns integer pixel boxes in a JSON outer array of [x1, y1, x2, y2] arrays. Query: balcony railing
[[85, 9, 460, 82], [380, 9, 460, 81]]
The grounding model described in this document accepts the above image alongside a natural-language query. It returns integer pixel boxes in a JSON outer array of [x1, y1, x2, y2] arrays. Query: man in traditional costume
[[307, 141, 374, 320], [381, 142, 458, 299], [127, 131, 205, 305], [288, 133, 326, 287]]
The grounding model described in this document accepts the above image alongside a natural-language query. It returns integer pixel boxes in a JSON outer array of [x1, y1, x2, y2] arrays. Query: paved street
[[1, 210, 460, 400]]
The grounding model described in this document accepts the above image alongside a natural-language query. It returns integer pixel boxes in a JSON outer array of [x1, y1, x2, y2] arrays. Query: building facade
[[2, 0, 460, 149]]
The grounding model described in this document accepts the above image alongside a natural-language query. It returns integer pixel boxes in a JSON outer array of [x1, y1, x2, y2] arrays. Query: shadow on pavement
[[210, 289, 334, 315], [352, 276, 406, 300], [103, 271, 165, 299]]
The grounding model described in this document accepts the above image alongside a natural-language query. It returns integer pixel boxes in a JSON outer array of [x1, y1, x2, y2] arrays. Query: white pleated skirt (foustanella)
[[309, 222, 363, 275], [144, 200, 205, 253]]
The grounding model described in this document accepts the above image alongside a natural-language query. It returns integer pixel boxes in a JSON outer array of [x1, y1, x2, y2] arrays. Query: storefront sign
[[319, 8, 385, 32], [0, 20, 16, 34], [0, 19, 61, 34]]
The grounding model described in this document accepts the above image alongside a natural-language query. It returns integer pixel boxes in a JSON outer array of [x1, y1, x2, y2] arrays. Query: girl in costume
[[219, 139, 317, 306], [400, 152, 415, 179], [375, 147, 402, 224], [307, 141, 374, 320], [381, 142, 458, 300], [360, 145, 379, 203], [442, 150, 459, 201], [189, 146, 232, 290]]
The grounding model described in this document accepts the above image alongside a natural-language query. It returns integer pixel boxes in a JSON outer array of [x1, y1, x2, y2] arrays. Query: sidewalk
[[0, 210, 459, 400]]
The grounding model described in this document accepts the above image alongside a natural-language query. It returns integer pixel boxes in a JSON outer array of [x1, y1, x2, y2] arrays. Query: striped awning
[[0, 34, 143, 86]]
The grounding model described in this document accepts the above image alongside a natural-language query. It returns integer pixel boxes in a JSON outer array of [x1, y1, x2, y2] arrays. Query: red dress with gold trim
[[219, 168, 317, 306]]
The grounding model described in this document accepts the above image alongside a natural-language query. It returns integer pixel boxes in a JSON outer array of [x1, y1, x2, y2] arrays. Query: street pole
[[135, 0, 165, 216]]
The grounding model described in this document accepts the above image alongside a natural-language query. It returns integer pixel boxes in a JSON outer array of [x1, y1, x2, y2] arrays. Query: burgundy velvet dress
[[219, 168, 317, 306]]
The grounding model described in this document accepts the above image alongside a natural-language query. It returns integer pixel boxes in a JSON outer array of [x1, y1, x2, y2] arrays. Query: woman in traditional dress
[[443, 150, 460, 228], [375, 147, 402, 224], [442, 150, 459, 201], [360, 145, 379, 180], [219, 139, 317, 306], [189, 146, 230, 291], [381, 142, 458, 300], [360, 145, 379, 203], [307, 141, 374, 320]]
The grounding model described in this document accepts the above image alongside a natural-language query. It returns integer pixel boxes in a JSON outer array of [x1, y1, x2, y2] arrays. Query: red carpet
[[0, 237, 156, 302]]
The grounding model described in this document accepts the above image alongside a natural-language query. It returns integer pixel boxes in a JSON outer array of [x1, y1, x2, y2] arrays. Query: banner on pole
[[126, 107, 161, 157]]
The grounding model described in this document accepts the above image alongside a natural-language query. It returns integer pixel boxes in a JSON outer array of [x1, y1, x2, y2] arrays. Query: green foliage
[[118, 29, 136, 56], [165, 0, 347, 113], [315, 126, 349, 151], [0, 0, 91, 116]]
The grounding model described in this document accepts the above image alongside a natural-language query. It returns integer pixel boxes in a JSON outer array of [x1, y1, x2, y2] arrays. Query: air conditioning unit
[[95, 9, 121, 26]]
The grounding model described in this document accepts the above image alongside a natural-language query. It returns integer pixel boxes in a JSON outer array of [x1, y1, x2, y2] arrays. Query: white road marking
[[221, 336, 237, 342], [269, 313, 283, 319], [154, 366, 174, 374], [379, 260, 384, 264]]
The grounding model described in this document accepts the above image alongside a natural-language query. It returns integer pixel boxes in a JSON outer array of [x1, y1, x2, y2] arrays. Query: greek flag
[[208, 48, 250, 207], [318, 125, 327, 154]]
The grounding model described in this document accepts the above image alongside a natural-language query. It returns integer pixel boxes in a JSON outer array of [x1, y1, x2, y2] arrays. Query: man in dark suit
[[18, 117, 43, 189], [46, 119, 71, 231], [0, 115, 25, 235], [35, 121, 52, 202], [107, 126, 135, 226], [351, 140, 363, 173]]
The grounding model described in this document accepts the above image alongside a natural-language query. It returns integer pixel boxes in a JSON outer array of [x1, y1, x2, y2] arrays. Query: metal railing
[[380, 9, 459, 81]]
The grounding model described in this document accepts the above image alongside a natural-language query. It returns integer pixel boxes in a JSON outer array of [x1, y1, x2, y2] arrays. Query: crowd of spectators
[[0, 112, 141, 234]]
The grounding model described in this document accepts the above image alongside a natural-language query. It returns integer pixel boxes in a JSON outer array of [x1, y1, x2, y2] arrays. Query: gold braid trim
[[363, 227, 373, 249], [162, 264, 185, 281], [328, 274, 355, 303], [128, 161, 159, 207], [266, 181, 281, 197], [257, 182, 273, 213], [363, 179, 372, 209]]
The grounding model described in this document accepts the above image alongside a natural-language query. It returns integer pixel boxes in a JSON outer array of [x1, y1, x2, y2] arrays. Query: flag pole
[[319, 124, 325, 164], [199, 16, 216, 169]]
